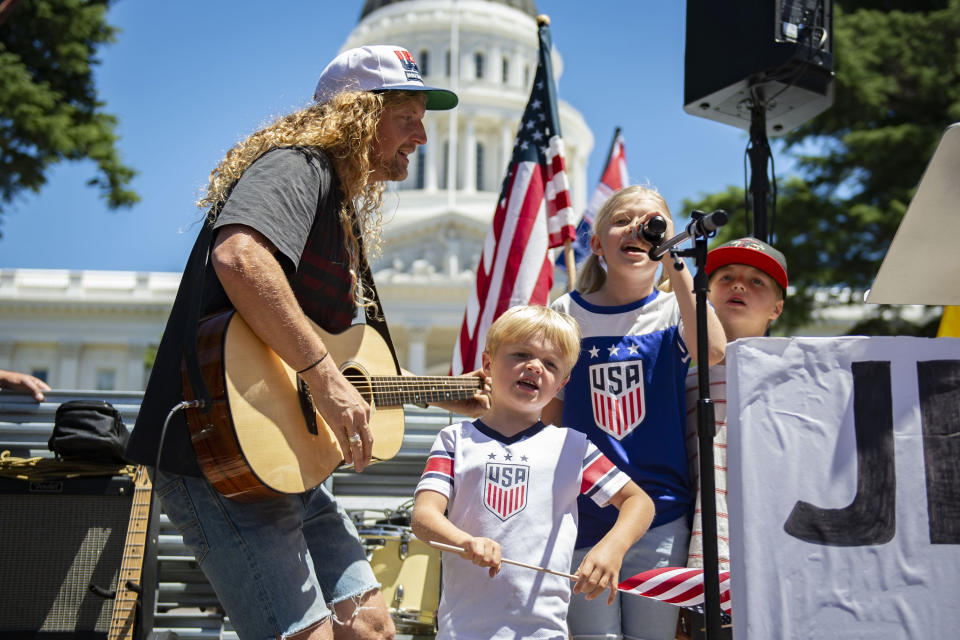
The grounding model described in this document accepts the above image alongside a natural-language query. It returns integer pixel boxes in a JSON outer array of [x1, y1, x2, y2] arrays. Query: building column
[[426, 117, 438, 192], [460, 49, 472, 85], [126, 341, 148, 391], [464, 117, 477, 194], [445, 226, 461, 278], [576, 149, 589, 213], [58, 342, 82, 390], [0, 342, 13, 370], [501, 124, 514, 178], [407, 326, 429, 375], [513, 46, 525, 87]]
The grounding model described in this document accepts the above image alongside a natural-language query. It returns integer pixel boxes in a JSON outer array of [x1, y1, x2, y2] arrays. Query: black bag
[[48, 400, 131, 464]]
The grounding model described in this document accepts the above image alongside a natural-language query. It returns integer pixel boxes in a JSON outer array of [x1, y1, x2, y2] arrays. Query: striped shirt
[[685, 365, 730, 570]]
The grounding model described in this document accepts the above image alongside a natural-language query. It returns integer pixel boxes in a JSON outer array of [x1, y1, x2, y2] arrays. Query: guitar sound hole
[[343, 366, 374, 406]]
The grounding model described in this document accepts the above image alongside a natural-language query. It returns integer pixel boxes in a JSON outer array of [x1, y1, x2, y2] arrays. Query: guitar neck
[[109, 466, 152, 640], [367, 376, 480, 408]]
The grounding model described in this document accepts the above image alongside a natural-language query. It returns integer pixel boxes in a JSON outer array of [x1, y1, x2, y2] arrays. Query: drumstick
[[428, 540, 578, 580]]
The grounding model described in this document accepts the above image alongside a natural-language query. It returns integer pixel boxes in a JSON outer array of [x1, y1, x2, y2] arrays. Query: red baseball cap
[[706, 237, 789, 290]]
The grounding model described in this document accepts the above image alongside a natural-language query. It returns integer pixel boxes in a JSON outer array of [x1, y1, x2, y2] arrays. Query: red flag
[[589, 130, 628, 227], [451, 18, 573, 375], [618, 567, 732, 616]]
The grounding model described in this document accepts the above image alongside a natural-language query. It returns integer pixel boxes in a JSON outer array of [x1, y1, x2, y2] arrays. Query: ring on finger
[[349, 433, 362, 445]]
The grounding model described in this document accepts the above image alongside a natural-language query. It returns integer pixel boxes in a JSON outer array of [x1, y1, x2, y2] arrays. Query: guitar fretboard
[[109, 467, 152, 640], [343, 375, 480, 408]]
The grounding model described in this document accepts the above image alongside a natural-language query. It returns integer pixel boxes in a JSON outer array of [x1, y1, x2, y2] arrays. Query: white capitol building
[[0, 0, 903, 392]]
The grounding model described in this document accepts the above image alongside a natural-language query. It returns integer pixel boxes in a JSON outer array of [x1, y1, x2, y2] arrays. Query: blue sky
[[1, 0, 779, 272]]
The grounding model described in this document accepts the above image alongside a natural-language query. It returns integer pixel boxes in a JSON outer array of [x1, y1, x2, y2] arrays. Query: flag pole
[[564, 239, 576, 291], [538, 11, 574, 294], [604, 126, 623, 170], [429, 541, 579, 580], [538, 14, 576, 295]]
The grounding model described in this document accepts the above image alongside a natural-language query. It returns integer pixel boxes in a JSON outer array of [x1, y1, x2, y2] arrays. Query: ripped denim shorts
[[155, 470, 380, 639]]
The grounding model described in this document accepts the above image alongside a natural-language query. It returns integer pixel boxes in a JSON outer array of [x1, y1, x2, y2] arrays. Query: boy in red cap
[[681, 237, 788, 639]]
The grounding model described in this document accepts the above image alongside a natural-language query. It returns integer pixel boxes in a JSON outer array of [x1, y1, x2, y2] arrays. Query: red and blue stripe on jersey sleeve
[[419, 447, 455, 492], [580, 447, 625, 504]]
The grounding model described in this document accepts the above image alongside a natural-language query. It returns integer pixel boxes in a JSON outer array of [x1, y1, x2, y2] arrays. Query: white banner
[[727, 336, 960, 639]]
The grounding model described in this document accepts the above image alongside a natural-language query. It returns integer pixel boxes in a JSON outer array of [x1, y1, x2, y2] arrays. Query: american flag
[[618, 566, 732, 623], [556, 128, 628, 276], [451, 17, 575, 375]]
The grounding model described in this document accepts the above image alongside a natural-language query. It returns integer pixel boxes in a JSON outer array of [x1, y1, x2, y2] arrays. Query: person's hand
[[573, 542, 623, 605], [431, 369, 491, 417], [460, 536, 502, 578], [302, 357, 373, 472], [0, 369, 51, 402]]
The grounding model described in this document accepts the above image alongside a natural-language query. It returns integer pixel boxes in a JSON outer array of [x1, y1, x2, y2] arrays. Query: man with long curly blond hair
[[127, 45, 487, 640]]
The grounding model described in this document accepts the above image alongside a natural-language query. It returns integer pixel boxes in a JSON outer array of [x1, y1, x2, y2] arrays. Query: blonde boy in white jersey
[[412, 305, 655, 640]]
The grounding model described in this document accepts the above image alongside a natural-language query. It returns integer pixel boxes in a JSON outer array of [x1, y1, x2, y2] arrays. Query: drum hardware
[[398, 529, 409, 559], [358, 523, 441, 636]]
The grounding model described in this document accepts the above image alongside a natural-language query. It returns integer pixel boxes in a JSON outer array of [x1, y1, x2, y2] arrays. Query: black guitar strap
[[181, 216, 216, 413], [357, 247, 401, 375]]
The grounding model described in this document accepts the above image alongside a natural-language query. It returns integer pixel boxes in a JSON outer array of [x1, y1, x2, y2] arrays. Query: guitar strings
[[340, 376, 481, 387]]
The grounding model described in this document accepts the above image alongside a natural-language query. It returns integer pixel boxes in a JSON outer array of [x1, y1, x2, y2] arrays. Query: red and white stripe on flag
[[618, 567, 732, 613], [545, 135, 575, 247], [451, 18, 571, 375]]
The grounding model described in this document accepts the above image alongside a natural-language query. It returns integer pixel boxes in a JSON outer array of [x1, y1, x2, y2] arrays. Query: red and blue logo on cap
[[394, 49, 423, 83]]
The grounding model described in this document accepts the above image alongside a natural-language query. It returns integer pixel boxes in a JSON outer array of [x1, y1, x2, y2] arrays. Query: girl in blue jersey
[[545, 185, 725, 640]]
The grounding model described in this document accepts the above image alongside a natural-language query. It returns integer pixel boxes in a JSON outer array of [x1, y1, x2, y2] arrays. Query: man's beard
[[377, 154, 409, 182]]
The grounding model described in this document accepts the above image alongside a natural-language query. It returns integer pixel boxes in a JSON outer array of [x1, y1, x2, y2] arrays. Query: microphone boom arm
[[649, 210, 728, 261]]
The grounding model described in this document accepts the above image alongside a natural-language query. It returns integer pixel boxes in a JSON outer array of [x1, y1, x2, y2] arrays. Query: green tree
[[684, 0, 960, 335], [0, 0, 137, 233]]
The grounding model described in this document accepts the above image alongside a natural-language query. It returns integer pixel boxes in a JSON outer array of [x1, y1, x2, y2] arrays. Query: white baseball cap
[[313, 45, 458, 110]]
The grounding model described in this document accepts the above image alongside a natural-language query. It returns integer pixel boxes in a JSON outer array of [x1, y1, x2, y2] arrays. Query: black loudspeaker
[[684, 0, 834, 135], [0, 472, 156, 639]]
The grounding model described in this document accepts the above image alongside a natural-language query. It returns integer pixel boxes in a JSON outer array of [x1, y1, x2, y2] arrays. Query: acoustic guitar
[[108, 465, 152, 640], [182, 309, 481, 502]]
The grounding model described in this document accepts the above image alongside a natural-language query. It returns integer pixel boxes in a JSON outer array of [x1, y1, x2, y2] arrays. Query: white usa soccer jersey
[[551, 289, 693, 547], [416, 419, 630, 640]]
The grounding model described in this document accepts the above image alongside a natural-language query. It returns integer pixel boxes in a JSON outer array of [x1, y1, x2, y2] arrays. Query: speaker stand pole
[[747, 102, 771, 243]]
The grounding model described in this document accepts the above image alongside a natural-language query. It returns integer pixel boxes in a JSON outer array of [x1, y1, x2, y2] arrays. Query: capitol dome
[[360, 0, 539, 20]]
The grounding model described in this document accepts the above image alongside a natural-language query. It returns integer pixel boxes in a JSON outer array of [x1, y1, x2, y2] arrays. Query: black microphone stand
[[747, 103, 771, 244], [652, 210, 727, 639]]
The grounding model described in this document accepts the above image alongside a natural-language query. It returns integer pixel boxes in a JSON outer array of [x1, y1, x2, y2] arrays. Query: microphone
[[633, 215, 667, 247], [649, 210, 729, 261]]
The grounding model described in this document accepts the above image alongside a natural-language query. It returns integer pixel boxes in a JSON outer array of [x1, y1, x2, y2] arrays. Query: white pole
[[447, 0, 459, 209], [428, 540, 578, 580]]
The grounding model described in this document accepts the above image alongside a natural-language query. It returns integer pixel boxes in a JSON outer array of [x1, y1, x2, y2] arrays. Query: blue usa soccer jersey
[[416, 419, 629, 640], [552, 289, 693, 547]]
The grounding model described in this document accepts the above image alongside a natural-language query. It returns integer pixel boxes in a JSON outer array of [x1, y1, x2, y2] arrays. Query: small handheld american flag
[[618, 566, 732, 624], [429, 540, 732, 624]]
